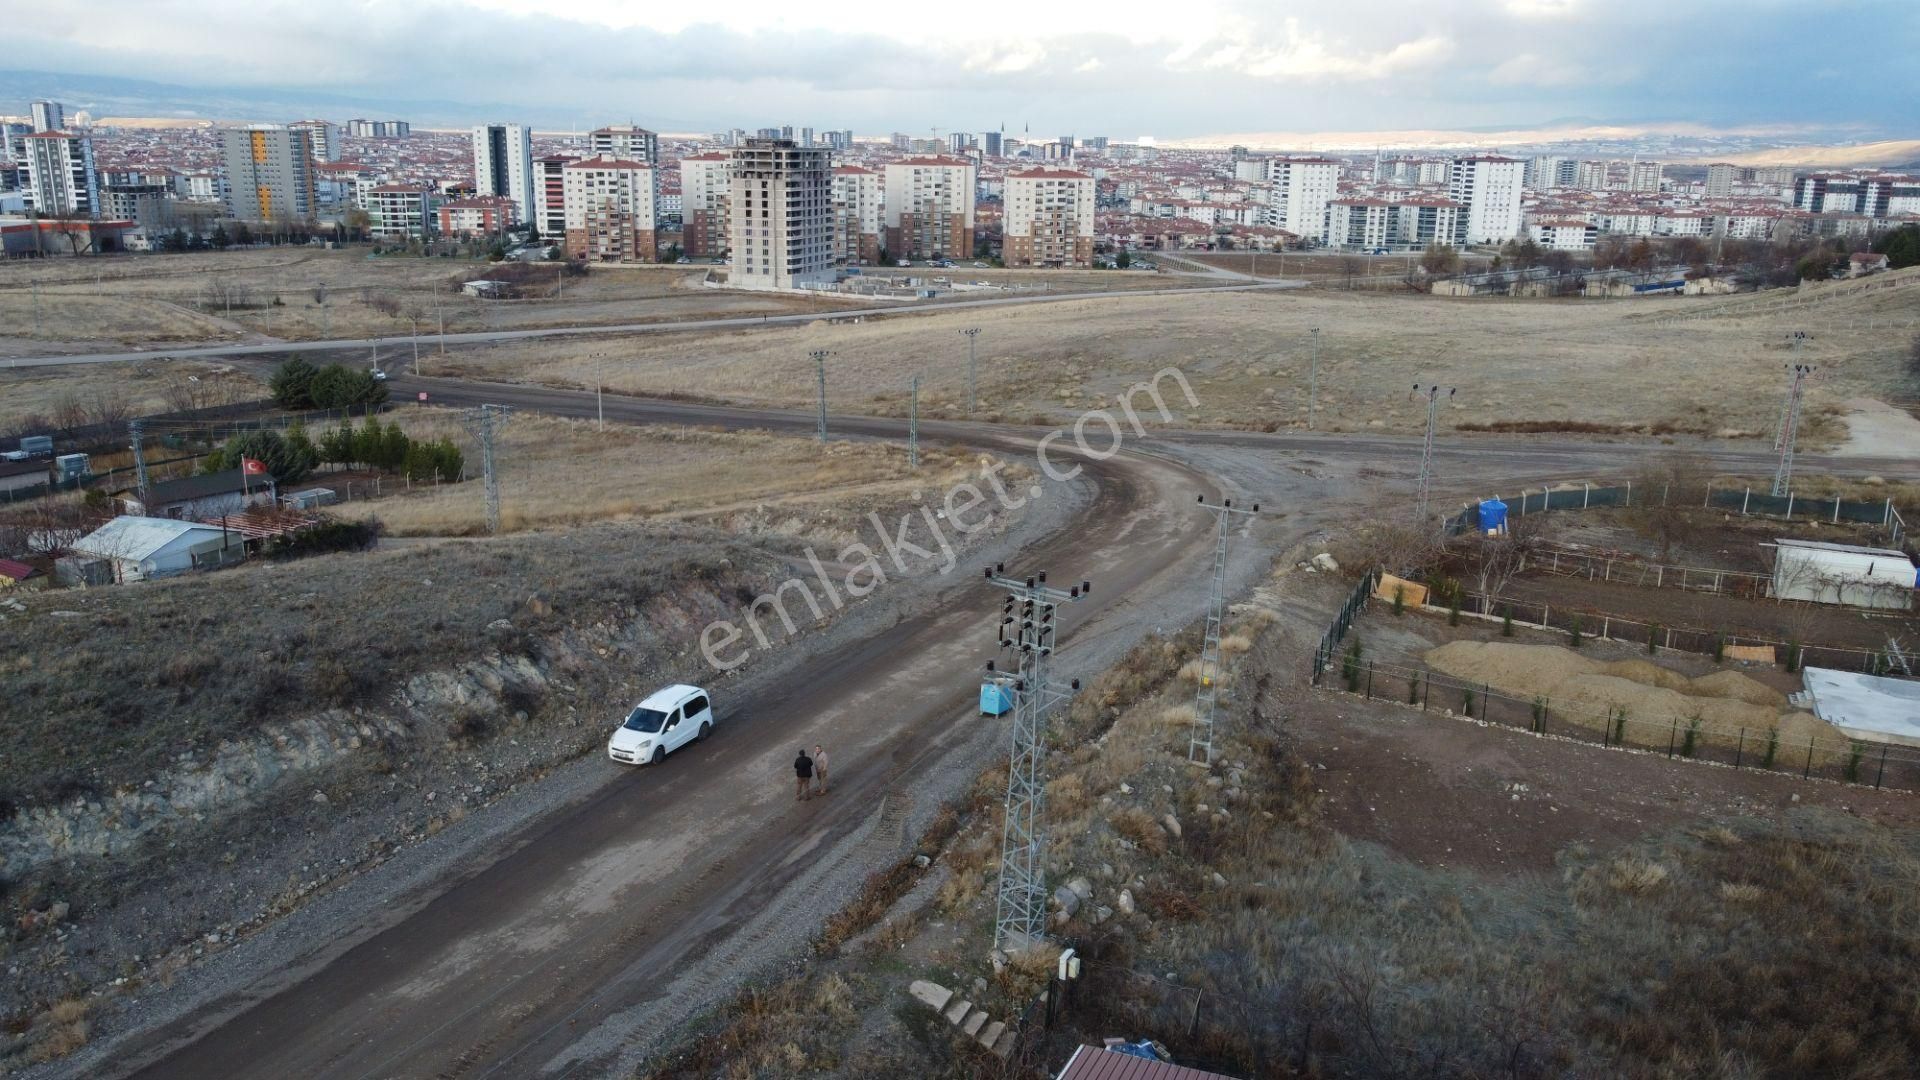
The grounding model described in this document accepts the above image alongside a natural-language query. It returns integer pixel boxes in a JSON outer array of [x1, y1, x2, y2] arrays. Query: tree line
[[270, 357, 390, 410], [204, 417, 462, 486]]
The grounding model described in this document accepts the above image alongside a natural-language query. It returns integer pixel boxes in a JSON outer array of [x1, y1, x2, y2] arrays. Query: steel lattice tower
[[811, 349, 832, 442], [1189, 496, 1257, 767], [1772, 362, 1814, 497], [1411, 384, 1454, 523], [461, 404, 514, 535], [983, 566, 1088, 954]]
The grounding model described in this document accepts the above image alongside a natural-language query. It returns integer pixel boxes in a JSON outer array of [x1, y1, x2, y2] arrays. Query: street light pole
[[960, 327, 980, 416]]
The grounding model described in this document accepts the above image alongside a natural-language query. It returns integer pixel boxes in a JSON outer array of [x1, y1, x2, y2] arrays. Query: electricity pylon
[[461, 404, 514, 534], [1411, 384, 1455, 523], [1189, 495, 1258, 767], [1772, 362, 1814, 496], [811, 349, 831, 442], [959, 328, 980, 415], [983, 565, 1088, 954]]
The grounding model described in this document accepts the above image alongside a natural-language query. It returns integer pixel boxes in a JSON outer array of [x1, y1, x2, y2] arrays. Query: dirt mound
[[1599, 659, 1694, 693], [1554, 674, 1779, 731], [1424, 641, 1599, 698], [1688, 670, 1788, 710]]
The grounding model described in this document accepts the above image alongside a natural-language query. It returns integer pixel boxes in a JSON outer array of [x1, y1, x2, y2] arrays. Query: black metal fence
[[1311, 569, 1379, 684], [1329, 655, 1920, 792], [1451, 588, 1901, 675], [1444, 482, 1906, 546]]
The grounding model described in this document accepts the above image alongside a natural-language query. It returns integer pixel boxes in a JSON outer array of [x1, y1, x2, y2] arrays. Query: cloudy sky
[[7, 0, 1915, 140]]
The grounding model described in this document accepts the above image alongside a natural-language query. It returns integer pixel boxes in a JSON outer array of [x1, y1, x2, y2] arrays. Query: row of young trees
[[203, 418, 463, 486], [270, 357, 390, 410]]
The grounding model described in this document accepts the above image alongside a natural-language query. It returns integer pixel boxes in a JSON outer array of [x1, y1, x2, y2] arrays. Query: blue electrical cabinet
[[980, 680, 1014, 715], [1477, 498, 1509, 534]]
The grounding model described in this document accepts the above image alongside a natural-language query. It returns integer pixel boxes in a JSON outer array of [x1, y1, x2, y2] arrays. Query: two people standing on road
[[792, 744, 832, 802]]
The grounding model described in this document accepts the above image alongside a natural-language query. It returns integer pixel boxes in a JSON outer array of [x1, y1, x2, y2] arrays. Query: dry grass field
[[335, 410, 984, 537], [435, 273, 1920, 448], [0, 359, 264, 435]]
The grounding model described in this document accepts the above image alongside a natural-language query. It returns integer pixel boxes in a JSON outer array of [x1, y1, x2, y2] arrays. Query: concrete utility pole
[[1306, 327, 1321, 431], [32, 280, 41, 338], [983, 565, 1088, 955], [908, 373, 920, 470], [1189, 495, 1258, 767], [1772, 362, 1814, 497], [1411, 384, 1455, 524], [811, 349, 831, 442], [129, 419, 150, 499], [461, 404, 514, 534], [959, 327, 980, 415]]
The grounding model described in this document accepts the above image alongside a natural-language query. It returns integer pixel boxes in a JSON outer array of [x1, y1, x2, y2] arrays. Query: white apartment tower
[[680, 152, 733, 258], [23, 130, 98, 216], [1263, 158, 1338, 241], [588, 126, 659, 165], [562, 156, 658, 262], [831, 165, 883, 264], [883, 156, 977, 260], [534, 155, 575, 241], [471, 123, 534, 225], [1628, 160, 1663, 193], [289, 120, 342, 161], [1447, 156, 1524, 245], [221, 125, 318, 221], [728, 138, 833, 290], [1002, 168, 1095, 267], [30, 100, 65, 133], [1704, 163, 1738, 198]]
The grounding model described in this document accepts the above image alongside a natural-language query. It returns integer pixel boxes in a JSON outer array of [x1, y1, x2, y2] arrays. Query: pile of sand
[[1422, 640, 1850, 763]]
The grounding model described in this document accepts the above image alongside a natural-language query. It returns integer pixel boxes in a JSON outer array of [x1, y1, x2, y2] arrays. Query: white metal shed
[[1771, 539, 1916, 610]]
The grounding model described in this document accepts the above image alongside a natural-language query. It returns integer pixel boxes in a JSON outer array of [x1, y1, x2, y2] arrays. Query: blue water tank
[[1477, 498, 1509, 534]]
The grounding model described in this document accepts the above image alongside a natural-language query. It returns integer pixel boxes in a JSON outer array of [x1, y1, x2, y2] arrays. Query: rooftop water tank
[[1477, 498, 1508, 535]]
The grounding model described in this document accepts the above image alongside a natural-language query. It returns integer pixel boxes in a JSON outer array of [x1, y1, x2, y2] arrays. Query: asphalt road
[[3, 280, 1300, 370], [100, 377, 1902, 1080]]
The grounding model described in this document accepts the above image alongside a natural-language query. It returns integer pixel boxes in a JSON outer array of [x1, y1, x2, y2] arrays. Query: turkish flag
[[241, 457, 268, 476]]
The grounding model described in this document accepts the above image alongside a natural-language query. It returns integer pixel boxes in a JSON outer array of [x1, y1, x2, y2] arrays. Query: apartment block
[[30, 100, 64, 133], [289, 120, 342, 161], [1525, 155, 1578, 189], [364, 184, 433, 239], [983, 131, 1002, 158], [438, 196, 515, 238], [680, 152, 733, 258], [1262, 158, 1338, 241], [99, 182, 171, 227], [471, 123, 533, 225], [22, 131, 97, 217], [883, 156, 976, 260], [348, 119, 410, 138], [1324, 196, 1460, 251], [1704, 162, 1738, 198], [1529, 220, 1598, 251], [588, 126, 659, 165], [727, 138, 833, 290], [221, 125, 317, 221], [562, 156, 657, 262], [1628, 160, 1663, 192], [1447, 156, 1524, 244], [1002, 168, 1095, 267], [534, 155, 574, 240], [831, 165, 883, 264]]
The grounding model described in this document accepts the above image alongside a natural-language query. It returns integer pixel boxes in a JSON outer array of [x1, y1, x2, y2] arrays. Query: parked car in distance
[[371, 368, 389, 381], [608, 684, 714, 765]]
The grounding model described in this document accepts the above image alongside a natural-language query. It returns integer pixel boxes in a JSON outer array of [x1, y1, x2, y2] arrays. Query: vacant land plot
[[351, 410, 985, 536], [0, 358, 264, 434], [434, 281, 1915, 446]]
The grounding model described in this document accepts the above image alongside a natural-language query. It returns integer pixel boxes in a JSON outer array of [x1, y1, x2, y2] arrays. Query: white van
[[608, 684, 714, 765]]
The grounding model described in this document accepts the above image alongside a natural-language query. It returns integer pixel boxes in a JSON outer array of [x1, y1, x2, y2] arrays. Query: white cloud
[[1075, 57, 1104, 73], [1174, 18, 1454, 81], [1488, 52, 1595, 87]]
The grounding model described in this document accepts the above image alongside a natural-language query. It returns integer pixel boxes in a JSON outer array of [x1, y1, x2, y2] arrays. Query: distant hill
[[0, 69, 516, 127]]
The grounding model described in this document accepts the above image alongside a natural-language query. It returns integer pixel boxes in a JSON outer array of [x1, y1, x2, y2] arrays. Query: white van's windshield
[[623, 707, 671, 733]]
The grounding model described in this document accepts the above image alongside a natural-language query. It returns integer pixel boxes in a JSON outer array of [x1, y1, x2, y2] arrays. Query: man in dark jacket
[[794, 748, 814, 801]]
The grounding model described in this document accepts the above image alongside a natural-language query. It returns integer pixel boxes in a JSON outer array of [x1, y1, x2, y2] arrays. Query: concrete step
[[977, 1020, 1006, 1050], [991, 1024, 1017, 1059], [961, 1008, 989, 1038], [944, 998, 973, 1026], [909, 980, 953, 1013]]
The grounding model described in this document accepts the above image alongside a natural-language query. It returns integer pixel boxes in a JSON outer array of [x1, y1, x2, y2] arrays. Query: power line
[[983, 565, 1089, 955], [1190, 495, 1258, 767], [461, 404, 514, 534]]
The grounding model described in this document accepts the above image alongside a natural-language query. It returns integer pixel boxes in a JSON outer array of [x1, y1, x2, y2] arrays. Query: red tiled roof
[[682, 152, 730, 162], [565, 157, 650, 170], [195, 508, 321, 540], [893, 156, 973, 167], [834, 165, 875, 174], [0, 558, 38, 582], [1011, 168, 1092, 180]]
